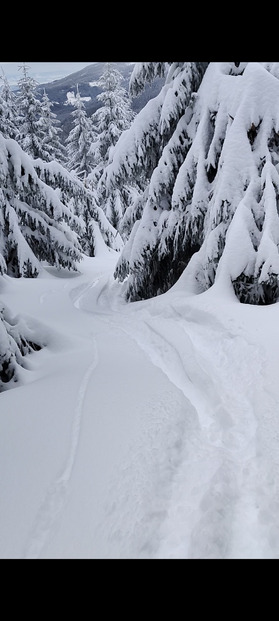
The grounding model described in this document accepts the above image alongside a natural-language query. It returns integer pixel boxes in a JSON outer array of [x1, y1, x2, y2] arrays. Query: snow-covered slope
[[1, 249, 279, 559]]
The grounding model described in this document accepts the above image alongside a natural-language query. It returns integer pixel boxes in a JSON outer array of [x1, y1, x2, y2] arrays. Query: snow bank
[[2, 252, 279, 557]]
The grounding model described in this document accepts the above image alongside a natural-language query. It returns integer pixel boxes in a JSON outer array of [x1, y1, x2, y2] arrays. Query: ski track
[[84, 276, 267, 558], [23, 338, 99, 560], [119, 315, 259, 558], [24, 271, 279, 559]]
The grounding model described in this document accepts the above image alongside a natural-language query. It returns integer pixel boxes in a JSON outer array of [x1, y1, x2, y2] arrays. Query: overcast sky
[[0, 62, 94, 85]]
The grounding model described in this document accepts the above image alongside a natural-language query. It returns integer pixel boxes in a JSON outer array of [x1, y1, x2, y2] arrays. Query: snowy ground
[[1, 246, 279, 559]]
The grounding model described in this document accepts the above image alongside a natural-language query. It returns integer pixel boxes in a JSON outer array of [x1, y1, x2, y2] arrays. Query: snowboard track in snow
[[88, 280, 268, 558], [21, 269, 279, 559], [23, 338, 99, 560]]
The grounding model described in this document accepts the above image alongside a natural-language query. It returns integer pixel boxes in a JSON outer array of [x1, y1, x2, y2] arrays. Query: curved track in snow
[[72, 272, 267, 558], [24, 337, 99, 559], [2, 259, 278, 558]]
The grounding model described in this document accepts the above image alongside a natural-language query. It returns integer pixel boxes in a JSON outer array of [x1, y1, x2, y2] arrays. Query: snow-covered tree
[[0, 133, 82, 278], [88, 63, 135, 230], [107, 62, 209, 244], [103, 62, 209, 299], [34, 157, 123, 255], [16, 63, 49, 160], [66, 85, 94, 180], [39, 89, 67, 164], [128, 62, 167, 98], [0, 303, 42, 392], [89, 63, 135, 176], [0, 69, 18, 139], [106, 61, 279, 306], [192, 62, 279, 305]]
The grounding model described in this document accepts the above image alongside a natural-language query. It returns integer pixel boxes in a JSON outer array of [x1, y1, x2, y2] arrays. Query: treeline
[[2, 61, 279, 390]]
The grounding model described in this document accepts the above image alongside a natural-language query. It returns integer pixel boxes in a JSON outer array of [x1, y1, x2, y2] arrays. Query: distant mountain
[[37, 62, 165, 141]]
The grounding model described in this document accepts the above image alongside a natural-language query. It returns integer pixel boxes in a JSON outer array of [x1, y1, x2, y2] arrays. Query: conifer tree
[[66, 85, 94, 180], [89, 63, 135, 179], [16, 63, 48, 160], [34, 157, 122, 255], [103, 62, 208, 298], [0, 303, 42, 392], [39, 89, 67, 164], [128, 62, 167, 98], [88, 63, 135, 231], [0, 69, 18, 139], [192, 62, 279, 305], [0, 133, 82, 278], [107, 61, 279, 306]]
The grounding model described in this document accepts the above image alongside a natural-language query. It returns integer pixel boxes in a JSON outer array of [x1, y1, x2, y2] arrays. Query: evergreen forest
[[2, 61, 279, 389]]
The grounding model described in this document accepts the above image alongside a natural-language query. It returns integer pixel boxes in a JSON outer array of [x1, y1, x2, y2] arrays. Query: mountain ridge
[[36, 62, 164, 140]]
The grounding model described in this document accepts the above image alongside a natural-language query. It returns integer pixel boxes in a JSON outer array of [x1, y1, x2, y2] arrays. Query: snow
[[1, 247, 279, 559], [65, 91, 91, 105]]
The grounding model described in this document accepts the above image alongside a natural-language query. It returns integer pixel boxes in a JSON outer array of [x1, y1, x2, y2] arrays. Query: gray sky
[[0, 62, 94, 85]]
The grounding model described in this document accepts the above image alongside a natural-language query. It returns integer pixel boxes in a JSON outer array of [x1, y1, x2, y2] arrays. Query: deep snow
[[1, 246, 279, 559]]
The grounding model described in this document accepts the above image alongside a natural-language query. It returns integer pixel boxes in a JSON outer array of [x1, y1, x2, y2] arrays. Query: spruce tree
[[66, 85, 94, 180], [89, 63, 135, 178], [0, 133, 82, 278], [128, 62, 167, 98], [193, 62, 279, 304], [104, 62, 209, 299], [39, 89, 67, 164], [0, 69, 18, 139], [0, 303, 42, 392], [16, 63, 48, 160], [108, 61, 279, 306], [34, 158, 123, 256], [88, 63, 135, 231]]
